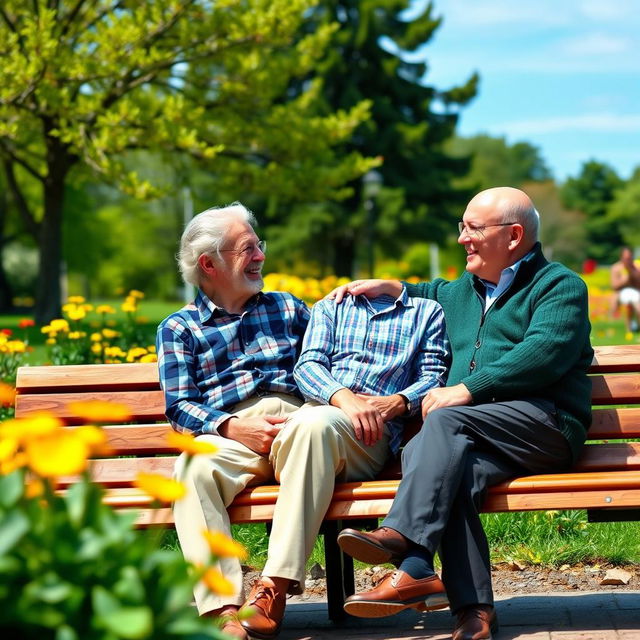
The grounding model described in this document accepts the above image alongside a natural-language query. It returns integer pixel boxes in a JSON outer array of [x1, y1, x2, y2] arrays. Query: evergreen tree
[[274, 0, 478, 276]]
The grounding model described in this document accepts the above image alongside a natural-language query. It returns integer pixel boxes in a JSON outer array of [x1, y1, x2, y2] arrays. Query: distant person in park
[[329, 187, 593, 640], [156, 202, 450, 639], [610, 247, 640, 333]]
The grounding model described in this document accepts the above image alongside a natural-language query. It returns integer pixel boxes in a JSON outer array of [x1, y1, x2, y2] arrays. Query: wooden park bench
[[14, 344, 640, 620]]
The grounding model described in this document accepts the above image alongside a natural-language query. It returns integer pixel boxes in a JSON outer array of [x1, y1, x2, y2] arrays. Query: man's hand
[[355, 393, 406, 422], [326, 279, 403, 304], [330, 389, 384, 446], [421, 384, 472, 418], [218, 415, 287, 454]]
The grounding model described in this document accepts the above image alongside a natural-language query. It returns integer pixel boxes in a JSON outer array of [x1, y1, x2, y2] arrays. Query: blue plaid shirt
[[294, 290, 450, 453], [157, 290, 310, 435]]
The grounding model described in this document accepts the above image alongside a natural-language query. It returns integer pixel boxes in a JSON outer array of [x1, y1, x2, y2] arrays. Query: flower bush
[[0, 403, 243, 639], [42, 292, 157, 366]]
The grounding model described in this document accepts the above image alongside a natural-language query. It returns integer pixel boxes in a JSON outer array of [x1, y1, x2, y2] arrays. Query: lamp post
[[362, 170, 382, 278]]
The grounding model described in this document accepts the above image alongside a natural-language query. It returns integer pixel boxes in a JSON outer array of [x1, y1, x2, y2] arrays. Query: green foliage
[[561, 161, 625, 263], [0, 471, 221, 640], [446, 135, 553, 191], [0, 0, 375, 322], [268, 0, 478, 276]]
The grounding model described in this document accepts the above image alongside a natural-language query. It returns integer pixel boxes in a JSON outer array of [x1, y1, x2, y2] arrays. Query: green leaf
[[0, 509, 30, 554], [55, 626, 79, 640], [0, 470, 25, 507], [100, 607, 153, 639]]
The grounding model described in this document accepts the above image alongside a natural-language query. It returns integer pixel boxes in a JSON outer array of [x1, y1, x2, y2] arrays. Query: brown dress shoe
[[239, 579, 287, 639], [337, 526, 411, 565], [452, 605, 498, 640], [219, 612, 249, 640], [343, 570, 449, 618]]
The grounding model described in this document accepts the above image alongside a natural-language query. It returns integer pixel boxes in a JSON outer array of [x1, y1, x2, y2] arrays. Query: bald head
[[469, 187, 539, 251]]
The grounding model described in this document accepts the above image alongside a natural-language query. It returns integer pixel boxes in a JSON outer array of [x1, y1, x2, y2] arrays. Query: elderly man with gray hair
[[156, 202, 450, 639]]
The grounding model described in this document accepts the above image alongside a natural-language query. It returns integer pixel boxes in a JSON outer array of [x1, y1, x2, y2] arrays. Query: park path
[[277, 590, 640, 639]]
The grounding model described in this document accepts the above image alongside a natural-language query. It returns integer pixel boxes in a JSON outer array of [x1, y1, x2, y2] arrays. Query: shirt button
[[475, 340, 481, 348], [470, 360, 476, 370]]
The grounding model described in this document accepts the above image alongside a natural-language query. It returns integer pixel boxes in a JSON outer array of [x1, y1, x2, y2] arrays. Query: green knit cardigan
[[404, 243, 593, 462]]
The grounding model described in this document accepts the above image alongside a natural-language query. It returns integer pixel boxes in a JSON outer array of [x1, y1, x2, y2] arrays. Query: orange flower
[[167, 431, 218, 456], [134, 472, 186, 503], [66, 400, 132, 423], [0, 382, 15, 408], [202, 530, 247, 560], [0, 413, 63, 444], [26, 430, 89, 478], [201, 568, 235, 596], [18, 318, 35, 329]]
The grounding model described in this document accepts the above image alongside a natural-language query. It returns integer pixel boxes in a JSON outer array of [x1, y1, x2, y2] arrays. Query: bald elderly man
[[331, 187, 593, 640]]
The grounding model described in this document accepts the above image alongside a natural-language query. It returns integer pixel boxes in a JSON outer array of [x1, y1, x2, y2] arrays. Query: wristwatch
[[398, 393, 411, 414]]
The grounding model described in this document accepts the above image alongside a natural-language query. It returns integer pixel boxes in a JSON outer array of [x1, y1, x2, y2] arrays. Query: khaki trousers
[[173, 393, 390, 614]]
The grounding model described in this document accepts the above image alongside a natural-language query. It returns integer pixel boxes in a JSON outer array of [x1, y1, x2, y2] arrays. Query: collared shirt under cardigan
[[403, 242, 594, 463], [294, 291, 450, 454], [156, 290, 310, 435]]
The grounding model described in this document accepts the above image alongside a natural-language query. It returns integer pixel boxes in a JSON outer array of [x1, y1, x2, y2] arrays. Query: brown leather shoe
[[239, 579, 286, 639], [343, 570, 449, 618], [337, 526, 411, 565], [452, 605, 498, 640], [219, 612, 249, 640]]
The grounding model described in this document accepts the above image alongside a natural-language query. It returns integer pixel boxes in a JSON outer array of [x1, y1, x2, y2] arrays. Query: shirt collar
[[195, 289, 262, 323]]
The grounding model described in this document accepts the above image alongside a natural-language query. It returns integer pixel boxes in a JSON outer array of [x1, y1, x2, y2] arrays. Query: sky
[[408, 0, 640, 182]]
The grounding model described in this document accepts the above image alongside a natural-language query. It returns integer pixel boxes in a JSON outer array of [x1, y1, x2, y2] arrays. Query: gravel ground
[[243, 562, 640, 603]]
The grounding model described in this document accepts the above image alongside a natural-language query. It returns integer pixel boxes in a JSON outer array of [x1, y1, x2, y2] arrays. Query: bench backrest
[[14, 344, 640, 500]]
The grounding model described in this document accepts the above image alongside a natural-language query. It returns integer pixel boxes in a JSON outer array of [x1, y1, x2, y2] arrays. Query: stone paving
[[277, 591, 640, 640]]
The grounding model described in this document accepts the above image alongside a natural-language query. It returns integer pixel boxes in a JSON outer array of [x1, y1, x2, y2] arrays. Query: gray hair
[[178, 202, 257, 286], [500, 201, 540, 244]]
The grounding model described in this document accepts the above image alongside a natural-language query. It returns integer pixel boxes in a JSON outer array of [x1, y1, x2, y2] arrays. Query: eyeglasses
[[219, 240, 267, 257], [457, 222, 516, 238]]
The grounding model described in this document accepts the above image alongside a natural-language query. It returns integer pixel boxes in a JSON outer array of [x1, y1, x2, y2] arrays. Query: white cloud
[[579, 0, 637, 21], [493, 113, 640, 136], [560, 32, 634, 56]]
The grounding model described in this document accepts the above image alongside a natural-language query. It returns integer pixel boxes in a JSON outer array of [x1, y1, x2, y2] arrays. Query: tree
[[271, 0, 478, 277], [607, 168, 640, 251], [560, 160, 624, 264], [0, 1, 374, 322], [446, 135, 553, 192]]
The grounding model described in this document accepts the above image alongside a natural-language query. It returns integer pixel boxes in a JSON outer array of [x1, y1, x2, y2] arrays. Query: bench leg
[[322, 520, 354, 621]]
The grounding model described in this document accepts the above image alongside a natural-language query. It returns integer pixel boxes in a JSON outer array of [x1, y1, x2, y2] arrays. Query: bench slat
[[590, 373, 640, 404], [590, 344, 640, 372], [589, 407, 640, 439], [15, 390, 166, 422], [16, 363, 160, 391]]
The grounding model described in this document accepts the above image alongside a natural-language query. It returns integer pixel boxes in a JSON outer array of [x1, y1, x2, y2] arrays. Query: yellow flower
[[67, 295, 86, 304], [126, 347, 148, 362], [68, 331, 86, 340], [66, 306, 86, 321], [82, 304, 93, 312], [96, 305, 116, 315], [121, 301, 137, 313], [50, 319, 69, 332], [129, 290, 144, 299], [90, 332, 102, 342], [101, 328, 120, 339], [6, 340, 26, 353], [201, 568, 235, 596], [26, 430, 89, 477], [0, 382, 15, 408], [202, 530, 247, 560], [74, 425, 112, 455], [0, 437, 19, 463], [1, 451, 27, 475], [134, 472, 186, 503], [66, 400, 132, 423], [46, 338, 56, 346], [91, 343, 102, 354], [167, 431, 219, 456], [104, 346, 126, 359], [139, 353, 157, 363], [0, 412, 63, 444]]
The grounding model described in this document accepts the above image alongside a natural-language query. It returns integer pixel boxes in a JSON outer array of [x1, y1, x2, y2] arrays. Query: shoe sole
[[343, 592, 449, 618], [241, 625, 280, 640], [337, 531, 399, 565]]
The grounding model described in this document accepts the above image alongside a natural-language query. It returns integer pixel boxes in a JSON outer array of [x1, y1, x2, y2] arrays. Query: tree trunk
[[35, 168, 67, 325], [0, 193, 14, 313], [332, 232, 356, 278]]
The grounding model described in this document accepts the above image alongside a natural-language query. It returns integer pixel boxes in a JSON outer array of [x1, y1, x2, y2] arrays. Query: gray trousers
[[382, 399, 573, 613]]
